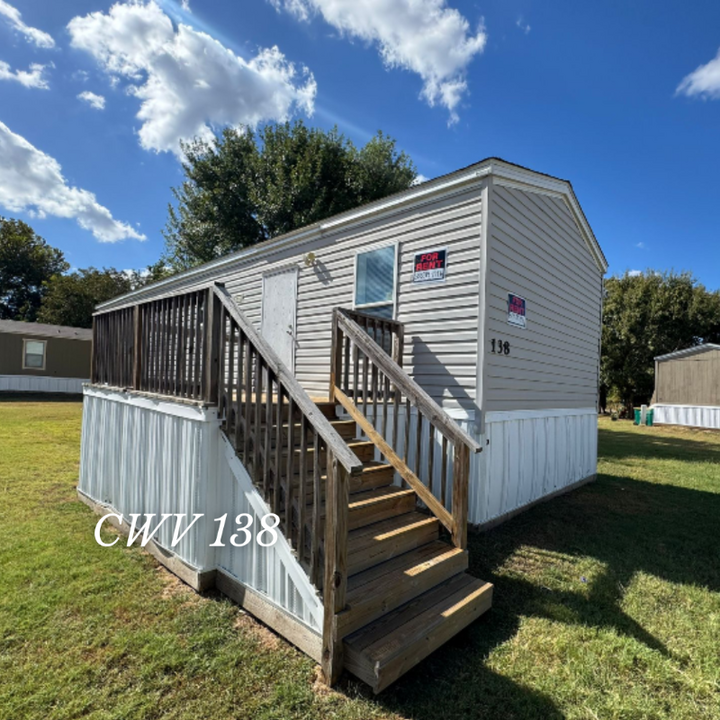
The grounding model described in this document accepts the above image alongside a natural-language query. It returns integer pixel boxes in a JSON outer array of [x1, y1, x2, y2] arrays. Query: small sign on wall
[[413, 248, 447, 283], [507, 293, 527, 328]]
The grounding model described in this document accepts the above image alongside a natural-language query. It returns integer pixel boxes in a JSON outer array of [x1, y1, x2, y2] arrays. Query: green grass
[[1, 405, 719, 719]]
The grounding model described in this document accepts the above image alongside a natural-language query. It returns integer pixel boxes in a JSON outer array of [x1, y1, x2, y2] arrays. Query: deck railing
[[330, 307, 482, 549], [92, 284, 363, 683]]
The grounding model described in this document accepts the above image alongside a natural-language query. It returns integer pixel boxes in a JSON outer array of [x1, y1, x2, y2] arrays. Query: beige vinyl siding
[[483, 184, 602, 412], [103, 186, 483, 409], [654, 349, 720, 406]]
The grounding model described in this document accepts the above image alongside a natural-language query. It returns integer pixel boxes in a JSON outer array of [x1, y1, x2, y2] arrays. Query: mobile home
[[652, 344, 720, 429], [79, 157, 607, 691], [0, 319, 91, 394]]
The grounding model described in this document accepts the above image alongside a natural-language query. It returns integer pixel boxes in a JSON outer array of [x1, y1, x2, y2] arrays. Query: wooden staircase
[[94, 282, 493, 692], [285, 397, 494, 693]]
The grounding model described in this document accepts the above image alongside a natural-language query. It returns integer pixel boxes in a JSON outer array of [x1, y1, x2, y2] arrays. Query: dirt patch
[[155, 566, 201, 607], [233, 611, 282, 652]]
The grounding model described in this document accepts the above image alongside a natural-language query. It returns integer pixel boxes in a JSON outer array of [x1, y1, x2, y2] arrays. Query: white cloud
[[268, 0, 486, 123], [677, 48, 720, 99], [0, 60, 51, 89], [77, 90, 106, 109], [516, 17, 531, 35], [636, 241, 646, 249], [0, 121, 145, 242], [628, 270, 642, 277], [180, 0, 191, 10], [412, 173, 429, 185], [67, 1, 317, 156], [0, 0, 54, 48]]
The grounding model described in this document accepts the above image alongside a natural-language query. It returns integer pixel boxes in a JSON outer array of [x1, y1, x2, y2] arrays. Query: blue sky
[[1, 0, 719, 286]]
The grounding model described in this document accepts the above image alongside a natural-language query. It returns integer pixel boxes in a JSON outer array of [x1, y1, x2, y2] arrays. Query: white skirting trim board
[[652, 404, 720, 430], [0, 375, 87, 394]]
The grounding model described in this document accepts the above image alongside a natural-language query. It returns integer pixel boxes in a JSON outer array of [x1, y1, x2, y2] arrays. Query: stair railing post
[[451, 443, 469, 550], [329, 308, 341, 404], [204, 285, 223, 405], [321, 448, 349, 685], [132, 304, 142, 391]]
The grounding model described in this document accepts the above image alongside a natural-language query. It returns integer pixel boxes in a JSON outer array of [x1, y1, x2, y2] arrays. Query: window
[[23, 339, 46, 370], [354, 244, 396, 318]]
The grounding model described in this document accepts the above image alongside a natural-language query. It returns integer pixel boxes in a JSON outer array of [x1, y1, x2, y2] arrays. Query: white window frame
[[22, 338, 47, 371], [352, 241, 399, 318]]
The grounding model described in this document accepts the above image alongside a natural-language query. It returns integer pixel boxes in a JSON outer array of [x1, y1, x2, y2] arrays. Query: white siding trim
[[0, 375, 86, 394], [485, 407, 597, 422], [83, 385, 212, 421], [652, 404, 720, 429]]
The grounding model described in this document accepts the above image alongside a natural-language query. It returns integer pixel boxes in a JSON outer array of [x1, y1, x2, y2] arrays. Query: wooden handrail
[[335, 309, 481, 454], [332, 307, 481, 549], [213, 284, 363, 477]]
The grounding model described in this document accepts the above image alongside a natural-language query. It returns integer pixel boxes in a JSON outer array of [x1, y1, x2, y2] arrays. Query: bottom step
[[343, 573, 494, 693]]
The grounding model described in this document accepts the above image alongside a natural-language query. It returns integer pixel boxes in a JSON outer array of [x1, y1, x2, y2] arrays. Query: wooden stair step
[[344, 573, 494, 693], [290, 461, 395, 504], [260, 418, 357, 442], [347, 513, 440, 576], [297, 485, 416, 535], [337, 541, 468, 637], [285, 440, 375, 466]]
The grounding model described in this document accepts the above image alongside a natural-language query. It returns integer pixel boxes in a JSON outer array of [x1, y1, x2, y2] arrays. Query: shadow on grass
[[357, 425, 720, 718], [0, 393, 83, 403]]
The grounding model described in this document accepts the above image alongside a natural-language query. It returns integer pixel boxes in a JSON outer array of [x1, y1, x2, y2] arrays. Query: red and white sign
[[413, 248, 447, 283]]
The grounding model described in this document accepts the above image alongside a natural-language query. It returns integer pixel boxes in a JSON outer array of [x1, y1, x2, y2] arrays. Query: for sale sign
[[507, 293, 527, 328], [413, 248, 447, 283]]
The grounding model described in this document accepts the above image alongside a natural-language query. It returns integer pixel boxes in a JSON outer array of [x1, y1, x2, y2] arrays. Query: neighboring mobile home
[[652, 344, 720, 429], [78, 158, 607, 691], [0, 319, 92, 394]]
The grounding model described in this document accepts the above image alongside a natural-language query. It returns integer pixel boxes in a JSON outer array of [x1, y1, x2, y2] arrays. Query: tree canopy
[[163, 121, 417, 271], [37, 268, 143, 329], [601, 270, 720, 410], [0, 217, 68, 321]]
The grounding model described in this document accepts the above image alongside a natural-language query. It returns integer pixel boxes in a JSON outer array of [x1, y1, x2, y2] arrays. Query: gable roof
[[655, 343, 720, 362], [97, 156, 607, 313], [0, 319, 92, 341]]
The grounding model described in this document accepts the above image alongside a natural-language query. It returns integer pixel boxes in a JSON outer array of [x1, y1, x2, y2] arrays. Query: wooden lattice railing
[[91, 284, 364, 682], [330, 307, 482, 549]]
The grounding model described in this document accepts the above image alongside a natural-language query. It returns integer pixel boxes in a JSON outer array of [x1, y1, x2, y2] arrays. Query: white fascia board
[[655, 343, 720, 361]]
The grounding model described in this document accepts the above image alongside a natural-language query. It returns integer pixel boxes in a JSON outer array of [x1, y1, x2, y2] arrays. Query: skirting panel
[[348, 405, 597, 529], [653, 404, 720, 429], [0, 374, 86, 394], [472, 407, 598, 526], [79, 386, 322, 640], [79, 386, 218, 570]]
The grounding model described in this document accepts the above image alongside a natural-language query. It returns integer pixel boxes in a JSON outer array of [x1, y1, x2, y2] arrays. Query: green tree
[[163, 121, 417, 271], [601, 270, 720, 412], [38, 268, 135, 329], [0, 217, 68, 321]]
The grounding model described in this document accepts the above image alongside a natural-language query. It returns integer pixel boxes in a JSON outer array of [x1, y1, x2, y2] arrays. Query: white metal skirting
[[356, 405, 597, 527], [0, 375, 86, 393], [473, 408, 598, 525], [652, 404, 720, 429], [79, 387, 323, 634]]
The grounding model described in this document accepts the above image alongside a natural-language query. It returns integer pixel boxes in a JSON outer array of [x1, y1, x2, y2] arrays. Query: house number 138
[[490, 339, 510, 355]]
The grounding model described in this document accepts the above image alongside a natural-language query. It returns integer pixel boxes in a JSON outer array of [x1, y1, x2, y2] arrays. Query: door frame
[[261, 264, 299, 373]]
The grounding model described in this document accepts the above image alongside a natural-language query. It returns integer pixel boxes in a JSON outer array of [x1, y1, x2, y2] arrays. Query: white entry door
[[261, 267, 298, 371]]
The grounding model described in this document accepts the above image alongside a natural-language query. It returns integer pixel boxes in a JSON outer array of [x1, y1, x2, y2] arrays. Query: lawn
[[0, 402, 718, 720]]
